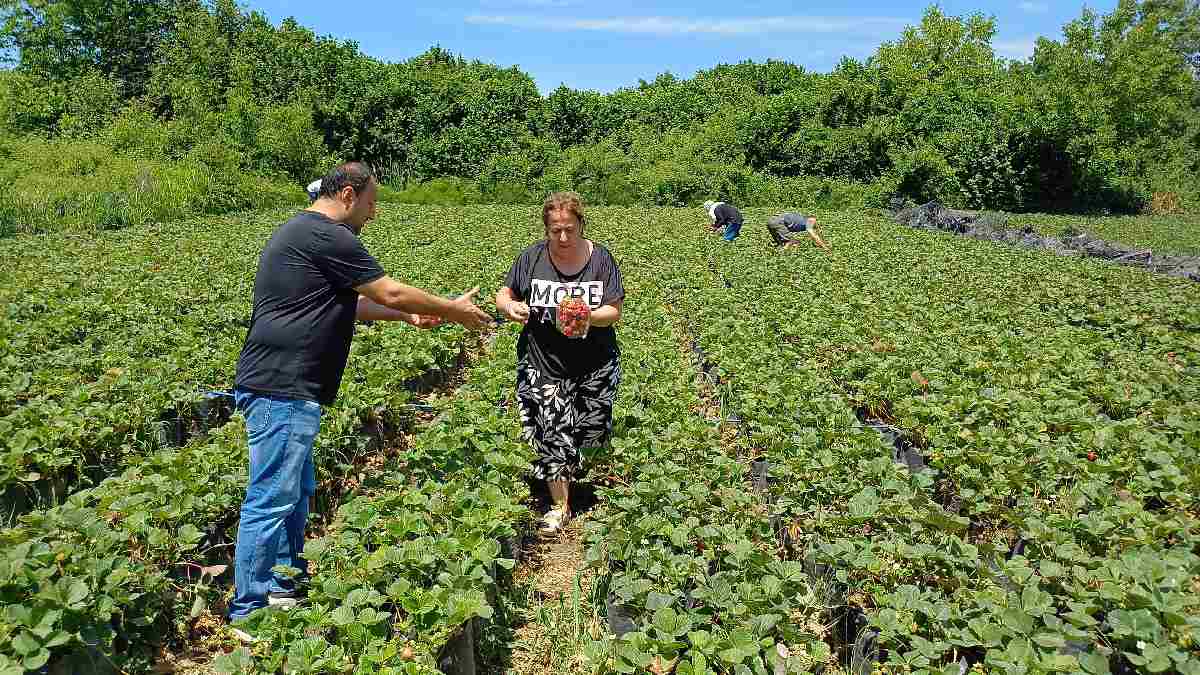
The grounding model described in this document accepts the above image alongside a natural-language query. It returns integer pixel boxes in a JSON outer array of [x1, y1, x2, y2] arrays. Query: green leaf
[[22, 649, 50, 671], [876, 608, 901, 633], [344, 588, 371, 608], [67, 579, 90, 607], [1033, 633, 1065, 649], [1040, 561, 1065, 578], [645, 592, 675, 611], [42, 631, 70, 649], [653, 607, 690, 637], [1021, 584, 1052, 616], [472, 539, 500, 562], [750, 613, 780, 637], [848, 487, 880, 519], [329, 604, 356, 627], [1003, 608, 1034, 635], [1108, 609, 1160, 639], [1043, 654, 1079, 672], [720, 628, 761, 663], [688, 630, 713, 651], [1140, 643, 1174, 673], [11, 632, 39, 656], [213, 647, 255, 674], [178, 523, 203, 549], [1079, 652, 1111, 674]]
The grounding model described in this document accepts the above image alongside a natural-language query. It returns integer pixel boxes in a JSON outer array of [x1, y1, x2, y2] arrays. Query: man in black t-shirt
[[227, 162, 490, 637]]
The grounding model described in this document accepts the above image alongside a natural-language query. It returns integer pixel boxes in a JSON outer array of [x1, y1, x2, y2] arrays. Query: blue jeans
[[722, 219, 743, 242], [228, 389, 321, 621]]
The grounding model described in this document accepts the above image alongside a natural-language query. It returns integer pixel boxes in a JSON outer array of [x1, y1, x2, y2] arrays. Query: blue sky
[[246, 1, 1118, 93]]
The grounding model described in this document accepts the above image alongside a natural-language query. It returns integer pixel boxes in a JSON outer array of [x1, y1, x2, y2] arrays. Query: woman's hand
[[501, 299, 531, 324], [496, 287, 530, 325], [590, 301, 622, 328]]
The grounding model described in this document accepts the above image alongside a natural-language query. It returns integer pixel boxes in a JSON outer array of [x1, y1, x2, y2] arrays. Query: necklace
[[549, 241, 592, 277]]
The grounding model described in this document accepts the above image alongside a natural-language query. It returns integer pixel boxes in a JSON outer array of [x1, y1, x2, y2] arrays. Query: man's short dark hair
[[318, 162, 375, 199]]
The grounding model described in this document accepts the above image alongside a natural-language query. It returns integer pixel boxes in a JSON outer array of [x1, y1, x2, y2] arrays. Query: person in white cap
[[702, 200, 744, 242], [306, 178, 322, 202]]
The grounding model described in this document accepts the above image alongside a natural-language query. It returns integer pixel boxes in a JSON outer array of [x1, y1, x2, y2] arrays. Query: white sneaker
[[267, 591, 300, 609], [540, 507, 570, 533], [230, 626, 257, 644]]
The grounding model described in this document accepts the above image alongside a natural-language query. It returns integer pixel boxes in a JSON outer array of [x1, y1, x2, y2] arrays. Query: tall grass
[[0, 137, 304, 237], [384, 172, 881, 209]]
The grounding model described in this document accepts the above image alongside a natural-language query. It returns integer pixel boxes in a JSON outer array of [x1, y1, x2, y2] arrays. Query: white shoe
[[230, 626, 257, 644], [540, 507, 570, 533], [267, 591, 300, 609]]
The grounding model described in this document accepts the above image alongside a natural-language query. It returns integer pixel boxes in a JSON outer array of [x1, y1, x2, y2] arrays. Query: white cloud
[[994, 38, 1037, 59], [1017, 2, 1048, 13], [481, 0, 575, 7], [465, 14, 909, 37]]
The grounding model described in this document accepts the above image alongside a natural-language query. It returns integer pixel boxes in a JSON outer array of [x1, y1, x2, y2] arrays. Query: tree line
[[2, 0, 1198, 214]]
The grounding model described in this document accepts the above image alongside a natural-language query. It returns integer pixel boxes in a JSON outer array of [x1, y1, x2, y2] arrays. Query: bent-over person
[[768, 212, 830, 250], [703, 200, 744, 242]]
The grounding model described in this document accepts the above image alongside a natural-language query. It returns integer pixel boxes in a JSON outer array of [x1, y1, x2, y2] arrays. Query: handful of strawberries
[[557, 296, 591, 338]]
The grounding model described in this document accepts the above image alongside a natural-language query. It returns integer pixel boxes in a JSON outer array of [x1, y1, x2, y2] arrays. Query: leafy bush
[[0, 71, 65, 136], [388, 177, 482, 205], [538, 140, 638, 206], [2, 0, 1198, 226], [883, 143, 964, 205], [56, 71, 123, 139], [0, 136, 302, 236], [102, 104, 171, 159], [251, 103, 332, 181]]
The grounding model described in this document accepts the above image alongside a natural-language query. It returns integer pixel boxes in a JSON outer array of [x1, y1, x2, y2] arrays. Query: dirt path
[[504, 515, 602, 675]]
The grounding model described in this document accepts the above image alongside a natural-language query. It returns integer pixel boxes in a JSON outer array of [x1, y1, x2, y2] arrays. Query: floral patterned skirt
[[516, 357, 620, 482]]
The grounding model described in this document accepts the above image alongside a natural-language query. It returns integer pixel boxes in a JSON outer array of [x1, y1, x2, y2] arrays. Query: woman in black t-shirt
[[496, 192, 625, 534]]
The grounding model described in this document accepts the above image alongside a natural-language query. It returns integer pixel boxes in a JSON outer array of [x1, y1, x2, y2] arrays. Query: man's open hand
[[448, 287, 491, 330]]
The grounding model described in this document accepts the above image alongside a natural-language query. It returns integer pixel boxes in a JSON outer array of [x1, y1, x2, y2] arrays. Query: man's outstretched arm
[[356, 296, 441, 327], [355, 276, 490, 329]]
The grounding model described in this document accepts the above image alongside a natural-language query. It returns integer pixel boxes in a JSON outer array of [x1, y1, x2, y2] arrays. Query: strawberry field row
[[674, 210, 1200, 673], [212, 328, 535, 674], [576, 208, 845, 674], [0, 331, 522, 675], [1, 206, 541, 673], [0, 208, 489, 512]]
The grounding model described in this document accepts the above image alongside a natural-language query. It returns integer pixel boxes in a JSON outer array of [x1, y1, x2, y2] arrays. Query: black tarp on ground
[[892, 202, 1200, 282]]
